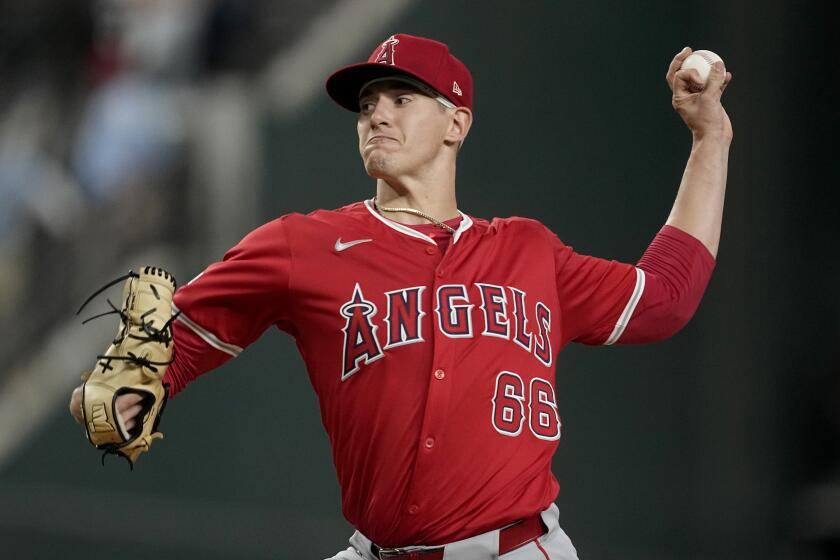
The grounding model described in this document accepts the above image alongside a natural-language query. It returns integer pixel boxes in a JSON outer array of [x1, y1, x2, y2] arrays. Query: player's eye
[[359, 100, 375, 113], [396, 96, 412, 105]]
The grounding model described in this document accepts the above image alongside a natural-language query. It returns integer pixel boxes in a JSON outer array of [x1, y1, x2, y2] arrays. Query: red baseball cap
[[326, 33, 473, 112]]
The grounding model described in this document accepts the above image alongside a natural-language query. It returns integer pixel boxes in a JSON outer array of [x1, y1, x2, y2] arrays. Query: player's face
[[357, 81, 452, 180]]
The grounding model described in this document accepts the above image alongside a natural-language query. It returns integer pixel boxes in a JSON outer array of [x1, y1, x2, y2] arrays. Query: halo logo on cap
[[373, 35, 400, 66]]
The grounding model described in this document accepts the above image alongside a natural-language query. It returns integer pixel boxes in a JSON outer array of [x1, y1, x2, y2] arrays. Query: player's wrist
[[690, 128, 732, 146]]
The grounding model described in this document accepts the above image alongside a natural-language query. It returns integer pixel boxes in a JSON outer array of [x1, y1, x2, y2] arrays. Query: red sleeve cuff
[[614, 225, 716, 344]]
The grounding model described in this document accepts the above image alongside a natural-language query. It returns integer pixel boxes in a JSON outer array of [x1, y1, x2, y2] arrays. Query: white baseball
[[680, 50, 724, 87]]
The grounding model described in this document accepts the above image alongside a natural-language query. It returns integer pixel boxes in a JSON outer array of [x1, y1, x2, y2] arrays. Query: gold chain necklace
[[374, 199, 457, 234]]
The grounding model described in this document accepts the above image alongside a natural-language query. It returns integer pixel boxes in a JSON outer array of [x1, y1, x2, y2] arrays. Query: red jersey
[[166, 199, 713, 546]]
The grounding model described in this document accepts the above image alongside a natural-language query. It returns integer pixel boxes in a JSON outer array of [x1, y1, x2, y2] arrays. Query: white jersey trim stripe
[[364, 198, 473, 245], [603, 267, 646, 346], [453, 213, 474, 243], [173, 304, 243, 357]]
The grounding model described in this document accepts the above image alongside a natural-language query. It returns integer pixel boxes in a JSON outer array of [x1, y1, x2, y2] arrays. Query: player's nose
[[369, 99, 393, 128]]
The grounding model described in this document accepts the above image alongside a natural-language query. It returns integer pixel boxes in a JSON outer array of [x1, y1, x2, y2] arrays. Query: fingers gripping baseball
[[665, 47, 692, 90], [669, 47, 733, 140]]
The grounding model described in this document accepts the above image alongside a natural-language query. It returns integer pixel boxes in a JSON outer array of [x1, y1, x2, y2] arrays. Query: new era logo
[[452, 81, 462, 96]]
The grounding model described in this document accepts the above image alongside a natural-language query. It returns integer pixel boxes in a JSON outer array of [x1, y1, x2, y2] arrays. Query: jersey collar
[[363, 198, 473, 246]]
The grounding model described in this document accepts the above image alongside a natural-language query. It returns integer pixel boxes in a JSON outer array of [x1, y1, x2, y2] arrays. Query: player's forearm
[[163, 321, 233, 396], [665, 133, 731, 258]]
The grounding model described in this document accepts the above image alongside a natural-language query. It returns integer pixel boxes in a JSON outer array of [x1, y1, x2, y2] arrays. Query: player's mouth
[[366, 135, 398, 146]]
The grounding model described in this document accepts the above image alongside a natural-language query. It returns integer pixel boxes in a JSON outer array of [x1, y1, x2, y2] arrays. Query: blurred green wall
[[2, 1, 835, 559]]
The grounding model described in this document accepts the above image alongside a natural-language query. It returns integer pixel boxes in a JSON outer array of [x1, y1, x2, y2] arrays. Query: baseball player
[[70, 34, 732, 559]]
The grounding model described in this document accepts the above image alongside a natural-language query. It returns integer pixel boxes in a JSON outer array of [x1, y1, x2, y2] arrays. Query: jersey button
[[434, 369, 445, 380], [424, 437, 435, 449], [425, 246, 436, 255], [436, 269, 445, 277], [408, 504, 419, 515]]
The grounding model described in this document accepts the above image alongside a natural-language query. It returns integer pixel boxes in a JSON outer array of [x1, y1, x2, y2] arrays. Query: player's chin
[[362, 154, 393, 178]]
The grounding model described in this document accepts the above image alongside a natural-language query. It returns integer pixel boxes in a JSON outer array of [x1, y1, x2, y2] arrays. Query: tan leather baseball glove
[[77, 266, 178, 467]]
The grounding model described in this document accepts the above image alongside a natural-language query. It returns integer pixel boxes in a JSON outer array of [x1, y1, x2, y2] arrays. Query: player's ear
[[445, 107, 472, 145]]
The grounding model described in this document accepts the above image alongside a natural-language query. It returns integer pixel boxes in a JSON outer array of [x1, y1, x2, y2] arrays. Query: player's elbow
[[628, 224, 717, 343], [625, 306, 692, 344], [655, 299, 698, 340], [619, 278, 704, 344]]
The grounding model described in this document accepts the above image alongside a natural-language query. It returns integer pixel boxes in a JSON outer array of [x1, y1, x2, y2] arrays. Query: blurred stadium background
[[0, 0, 836, 558]]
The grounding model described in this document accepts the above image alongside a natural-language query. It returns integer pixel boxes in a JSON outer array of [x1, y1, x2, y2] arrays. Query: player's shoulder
[[466, 214, 571, 253], [242, 200, 369, 234], [218, 201, 371, 261], [276, 200, 370, 228], [470, 214, 553, 237], [236, 201, 374, 252]]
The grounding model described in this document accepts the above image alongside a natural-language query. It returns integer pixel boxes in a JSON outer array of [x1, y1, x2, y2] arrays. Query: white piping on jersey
[[172, 304, 243, 357], [363, 198, 473, 245], [452, 212, 473, 243], [603, 267, 646, 346]]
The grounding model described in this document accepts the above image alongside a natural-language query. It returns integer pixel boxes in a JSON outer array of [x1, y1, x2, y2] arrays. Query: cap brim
[[325, 63, 434, 112]]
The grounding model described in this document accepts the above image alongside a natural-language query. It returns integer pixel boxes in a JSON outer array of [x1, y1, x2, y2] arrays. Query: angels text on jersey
[[339, 282, 553, 380]]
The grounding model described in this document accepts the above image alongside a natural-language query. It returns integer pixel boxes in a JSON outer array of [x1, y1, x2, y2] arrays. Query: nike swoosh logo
[[335, 238, 373, 252]]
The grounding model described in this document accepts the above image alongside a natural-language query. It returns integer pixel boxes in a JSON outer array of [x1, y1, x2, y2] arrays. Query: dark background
[[0, 0, 836, 558]]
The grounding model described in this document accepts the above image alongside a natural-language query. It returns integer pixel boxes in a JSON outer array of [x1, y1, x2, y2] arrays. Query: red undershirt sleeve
[[618, 225, 716, 344]]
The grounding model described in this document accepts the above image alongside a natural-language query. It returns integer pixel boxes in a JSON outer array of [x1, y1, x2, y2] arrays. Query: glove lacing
[[77, 270, 181, 374]]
